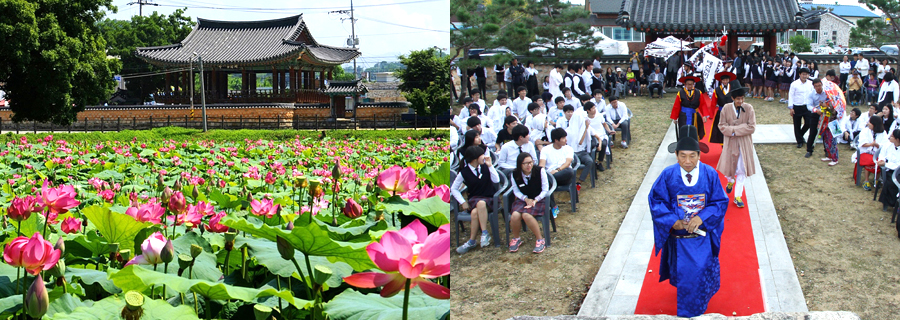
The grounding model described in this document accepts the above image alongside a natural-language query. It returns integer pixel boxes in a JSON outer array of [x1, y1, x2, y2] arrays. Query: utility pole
[[330, 0, 359, 79], [126, 0, 158, 17], [193, 52, 207, 132]]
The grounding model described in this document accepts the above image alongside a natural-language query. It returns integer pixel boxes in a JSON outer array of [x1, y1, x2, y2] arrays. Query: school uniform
[[510, 168, 549, 216], [451, 163, 499, 211]]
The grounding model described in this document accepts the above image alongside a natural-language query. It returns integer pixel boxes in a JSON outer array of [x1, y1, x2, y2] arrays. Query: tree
[[789, 34, 812, 53], [0, 0, 120, 125], [332, 65, 357, 81], [98, 9, 195, 103], [450, 0, 527, 102], [849, 0, 900, 54], [528, 0, 600, 57], [395, 48, 452, 117]]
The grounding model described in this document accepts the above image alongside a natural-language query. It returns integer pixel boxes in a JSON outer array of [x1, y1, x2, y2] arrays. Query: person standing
[[525, 61, 540, 98], [789, 68, 816, 155], [708, 72, 736, 144], [858, 54, 870, 78], [670, 76, 712, 141], [839, 55, 852, 91], [649, 125, 728, 318], [475, 65, 487, 98], [549, 64, 564, 100], [494, 63, 507, 93], [510, 58, 526, 99], [716, 85, 756, 208]]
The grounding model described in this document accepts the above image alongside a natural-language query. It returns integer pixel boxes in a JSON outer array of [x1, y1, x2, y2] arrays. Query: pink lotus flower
[[343, 220, 450, 299], [342, 198, 364, 219], [7, 196, 43, 221], [265, 171, 276, 184], [168, 191, 187, 214], [192, 201, 216, 217], [429, 185, 451, 203], [60, 217, 82, 234], [125, 203, 165, 224], [98, 189, 115, 203], [167, 208, 203, 229], [205, 211, 229, 233], [3, 233, 62, 275], [250, 198, 280, 218], [40, 180, 80, 215], [125, 231, 167, 266], [377, 166, 418, 194]]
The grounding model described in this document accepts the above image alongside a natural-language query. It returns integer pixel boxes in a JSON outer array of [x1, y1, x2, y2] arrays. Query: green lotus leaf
[[323, 287, 449, 320], [378, 196, 450, 228], [80, 204, 151, 251], [45, 293, 197, 320]]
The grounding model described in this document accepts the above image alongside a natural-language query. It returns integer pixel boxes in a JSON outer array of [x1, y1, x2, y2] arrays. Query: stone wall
[[818, 14, 852, 48], [365, 81, 407, 102]]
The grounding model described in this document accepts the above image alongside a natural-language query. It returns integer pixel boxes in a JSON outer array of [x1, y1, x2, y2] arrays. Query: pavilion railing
[[0, 114, 452, 133], [154, 89, 329, 104]]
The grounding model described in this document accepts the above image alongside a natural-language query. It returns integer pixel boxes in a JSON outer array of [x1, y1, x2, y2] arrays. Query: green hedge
[[0, 127, 448, 144]]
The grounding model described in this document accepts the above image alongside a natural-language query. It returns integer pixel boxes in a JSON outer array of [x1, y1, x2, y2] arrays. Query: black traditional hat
[[668, 125, 709, 153], [728, 83, 747, 98]]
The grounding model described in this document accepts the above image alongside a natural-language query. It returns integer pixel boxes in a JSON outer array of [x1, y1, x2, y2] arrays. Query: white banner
[[698, 55, 723, 94]]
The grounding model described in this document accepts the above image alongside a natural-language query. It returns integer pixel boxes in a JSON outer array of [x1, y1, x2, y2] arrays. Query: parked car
[[851, 47, 883, 55], [880, 45, 899, 56], [466, 47, 517, 60]]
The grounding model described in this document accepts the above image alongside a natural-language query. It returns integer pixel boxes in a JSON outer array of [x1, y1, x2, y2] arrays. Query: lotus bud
[[160, 239, 175, 264], [192, 187, 199, 200], [331, 162, 341, 181], [254, 304, 273, 320], [342, 198, 363, 219], [48, 259, 66, 278], [190, 244, 203, 259], [286, 221, 294, 230], [174, 179, 183, 191], [366, 181, 375, 193], [162, 187, 173, 204], [121, 291, 144, 320], [54, 237, 66, 256], [157, 173, 164, 187], [25, 274, 48, 319], [276, 236, 293, 260]]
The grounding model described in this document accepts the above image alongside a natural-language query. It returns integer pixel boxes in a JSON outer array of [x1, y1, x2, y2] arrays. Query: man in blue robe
[[648, 125, 729, 317]]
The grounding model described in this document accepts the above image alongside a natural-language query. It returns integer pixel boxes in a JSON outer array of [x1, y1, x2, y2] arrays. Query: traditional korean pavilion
[[616, 0, 809, 57], [135, 14, 365, 117]]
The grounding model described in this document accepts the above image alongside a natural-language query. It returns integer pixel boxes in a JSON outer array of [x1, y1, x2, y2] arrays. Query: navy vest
[[513, 168, 543, 199], [460, 163, 496, 198]]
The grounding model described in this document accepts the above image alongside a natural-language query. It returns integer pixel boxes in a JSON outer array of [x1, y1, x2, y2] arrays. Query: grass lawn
[[451, 91, 899, 319]]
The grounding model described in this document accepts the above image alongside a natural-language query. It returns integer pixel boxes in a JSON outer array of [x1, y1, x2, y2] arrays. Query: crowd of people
[[449, 45, 900, 254]]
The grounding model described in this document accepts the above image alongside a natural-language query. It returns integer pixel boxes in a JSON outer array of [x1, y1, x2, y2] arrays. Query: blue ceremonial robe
[[648, 163, 728, 317]]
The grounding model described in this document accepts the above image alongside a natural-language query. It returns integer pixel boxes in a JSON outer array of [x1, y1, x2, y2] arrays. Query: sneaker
[[576, 182, 582, 192], [863, 182, 872, 191], [725, 182, 734, 193], [533, 239, 546, 253], [621, 141, 628, 148], [662, 90, 667, 94], [456, 240, 477, 254], [480, 232, 492, 247], [552, 206, 559, 219], [828, 161, 839, 166], [509, 237, 523, 253], [821, 157, 832, 162], [734, 196, 745, 208]]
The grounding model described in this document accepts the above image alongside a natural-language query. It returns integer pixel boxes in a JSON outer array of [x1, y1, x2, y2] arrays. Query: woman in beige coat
[[716, 85, 757, 208]]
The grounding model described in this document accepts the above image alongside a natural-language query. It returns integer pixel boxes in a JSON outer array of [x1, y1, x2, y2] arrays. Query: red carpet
[[633, 118, 765, 316]]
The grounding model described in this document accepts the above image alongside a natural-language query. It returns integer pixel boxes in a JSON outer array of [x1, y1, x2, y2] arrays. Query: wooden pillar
[[250, 72, 257, 96], [328, 71, 333, 80], [271, 67, 279, 96], [319, 70, 325, 88], [644, 31, 657, 46], [280, 70, 286, 94], [727, 32, 738, 58], [242, 69, 249, 96], [165, 73, 172, 94], [765, 32, 777, 57]]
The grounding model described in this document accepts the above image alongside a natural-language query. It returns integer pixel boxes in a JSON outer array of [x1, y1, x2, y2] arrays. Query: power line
[[127, 0, 159, 16], [354, 15, 448, 33], [152, 0, 441, 12]]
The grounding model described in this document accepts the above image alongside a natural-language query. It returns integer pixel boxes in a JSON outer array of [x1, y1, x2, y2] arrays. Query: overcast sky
[[103, 0, 450, 69]]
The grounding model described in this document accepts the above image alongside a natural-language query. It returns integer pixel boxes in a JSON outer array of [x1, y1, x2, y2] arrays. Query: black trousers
[[793, 107, 819, 152], [649, 83, 664, 97], [880, 169, 898, 207], [665, 71, 676, 87], [477, 78, 487, 98], [840, 73, 849, 91], [849, 90, 862, 104]]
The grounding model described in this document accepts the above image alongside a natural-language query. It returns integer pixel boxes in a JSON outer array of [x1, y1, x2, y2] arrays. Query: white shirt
[[504, 68, 512, 82], [540, 144, 574, 172], [878, 142, 900, 171], [473, 99, 487, 113], [859, 127, 876, 154], [582, 70, 594, 89], [564, 97, 582, 110], [511, 168, 550, 202], [549, 69, 564, 99], [450, 127, 460, 150], [679, 164, 700, 187], [590, 97, 608, 111], [604, 103, 631, 124], [878, 80, 900, 103], [524, 113, 547, 142], [548, 106, 566, 126], [858, 58, 870, 73], [840, 61, 852, 74], [587, 112, 609, 141], [572, 73, 585, 96], [477, 126, 497, 146], [497, 140, 537, 170], [450, 163, 500, 204], [788, 79, 814, 108], [512, 97, 532, 121], [878, 64, 888, 79], [487, 101, 508, 129]]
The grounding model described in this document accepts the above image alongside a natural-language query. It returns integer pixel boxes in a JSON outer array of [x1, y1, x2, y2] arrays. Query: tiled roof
[[321, 80, 368, 95], [135, 15, 360, 67], [799, 3, 879, 18], [617, 0, 808, 33], [590, 0, 624, 14]]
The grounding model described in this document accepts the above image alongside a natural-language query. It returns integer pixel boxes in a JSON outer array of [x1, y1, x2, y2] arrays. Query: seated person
[[466, 116, 497, 152], [524, 102, 551, 151], [497, 125, 537, 176], [469, 89, 487, 113], [495, 116, 519, 150], [508, 152, 549, 254], [451, 97, 474, 135], [467, 102, 492, 133], [450, 125, 460, 151], [562, 87, 582, 110], [579, 93, 592, 108], [539, 128, 575, 218], [590, 89, 607, 111], [456, 130, 488, 162], [548, 96, 566, 127], [555, 104, 576, 129], [877, 129, 900, 214], [585, 101, 611, 171], [564, 104, 595, 190], [487, 93, 510, 129], [452, 146, 500, 254], [855, 116, 886, 191], [604, 96, 632, 148], [532, 95, 547, 115], [838, 108, 862, 148], [512, 86, 532, 121]]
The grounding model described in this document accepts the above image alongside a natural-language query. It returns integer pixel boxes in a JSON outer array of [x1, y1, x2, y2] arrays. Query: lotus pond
[[0, 134, 451, 320]]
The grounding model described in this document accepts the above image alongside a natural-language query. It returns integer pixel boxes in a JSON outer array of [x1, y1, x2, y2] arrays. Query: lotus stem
[[163, 262, 169, 300], [241, 247, 248, 280], [205, 295, 212, 320], [17, 219, 21, 237], [15, 267, 20, 294], [402, 278, 411, 320], [41, 208, 49, 238], [152, 264, 157, 298], [289, 257, 312, 299], [303, 254, 318, 320], [275, 277, 283, 311], [223, 249, 231, 275]]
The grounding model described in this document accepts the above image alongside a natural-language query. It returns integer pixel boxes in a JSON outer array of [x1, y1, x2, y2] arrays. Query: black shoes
[[804, 152, 812, 158], [796, 142, 804, 148], [596, 162, 605, 172]]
